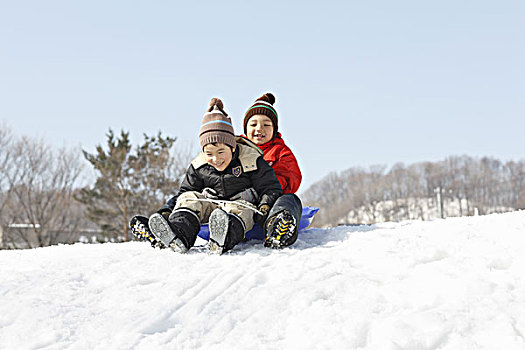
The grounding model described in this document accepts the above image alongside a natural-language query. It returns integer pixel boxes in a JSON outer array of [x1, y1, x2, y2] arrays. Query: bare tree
[[302, 155, 525, 227], [2, 135, 84, 249], [0, 123, 14, 214], [507, 160, 525, 209]]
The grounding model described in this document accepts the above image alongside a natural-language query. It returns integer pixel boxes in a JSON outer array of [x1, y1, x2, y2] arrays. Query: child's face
[[203, 143, 233, 171], [246, 115, 274, 145]]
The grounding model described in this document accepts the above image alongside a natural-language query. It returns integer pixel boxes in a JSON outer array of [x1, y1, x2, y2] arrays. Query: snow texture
[[1, 211, 525, 349]]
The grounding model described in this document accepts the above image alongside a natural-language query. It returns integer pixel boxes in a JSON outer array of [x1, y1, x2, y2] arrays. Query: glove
[[230, 188, 259, 204], [255, 204, 271, 227], [157, 208, 172, 220], [202, 187, 219, 199], [258, 204, 270, 216]]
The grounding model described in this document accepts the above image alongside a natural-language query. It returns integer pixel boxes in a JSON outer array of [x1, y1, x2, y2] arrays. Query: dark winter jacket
[[241, 133, 302, 194], [162, 138, 282, 211]]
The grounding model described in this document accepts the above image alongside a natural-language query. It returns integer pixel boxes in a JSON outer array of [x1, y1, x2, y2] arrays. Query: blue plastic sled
[[197, 206, 320, 241]]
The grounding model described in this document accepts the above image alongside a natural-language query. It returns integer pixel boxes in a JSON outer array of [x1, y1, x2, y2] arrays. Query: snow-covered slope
[[1, 212, 525, 350]]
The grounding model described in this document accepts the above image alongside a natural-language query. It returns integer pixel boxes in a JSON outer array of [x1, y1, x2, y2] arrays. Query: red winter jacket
[[241, 133, 302, 194]]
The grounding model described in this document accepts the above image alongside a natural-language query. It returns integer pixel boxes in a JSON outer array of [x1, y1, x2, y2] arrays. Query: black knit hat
[[200, 98, 236, 150], [243, 93, 278, 137]]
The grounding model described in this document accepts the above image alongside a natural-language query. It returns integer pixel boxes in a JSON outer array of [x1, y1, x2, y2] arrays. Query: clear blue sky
[[1, 1, 524, 193]]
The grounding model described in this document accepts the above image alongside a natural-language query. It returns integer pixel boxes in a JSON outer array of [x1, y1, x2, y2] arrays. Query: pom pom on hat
[[258, 93, 275, 105], [208, 97, 228, 116]]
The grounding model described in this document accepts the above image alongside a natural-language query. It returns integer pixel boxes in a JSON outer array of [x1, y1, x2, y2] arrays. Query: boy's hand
[[202, 187, 219, 199], [258, 204, 270, 216], [255, 204, 271, 227]]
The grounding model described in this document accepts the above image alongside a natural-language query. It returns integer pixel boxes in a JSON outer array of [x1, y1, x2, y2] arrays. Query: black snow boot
[[149, 209, 200, 253], [207, 208, 245, 255], [264, 194, 302, 249], [264, 210, 297, 249], [129, 215, 164, 248]]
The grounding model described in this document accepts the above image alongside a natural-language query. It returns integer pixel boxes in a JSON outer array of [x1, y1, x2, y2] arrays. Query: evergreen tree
[[77, 129, 184, 241]]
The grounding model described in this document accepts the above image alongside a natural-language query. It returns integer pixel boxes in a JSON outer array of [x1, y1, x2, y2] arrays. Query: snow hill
[[1, 212, 525, 350]]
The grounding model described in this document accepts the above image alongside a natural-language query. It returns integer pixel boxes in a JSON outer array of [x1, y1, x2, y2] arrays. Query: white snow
[[1, 211, 525, 350]]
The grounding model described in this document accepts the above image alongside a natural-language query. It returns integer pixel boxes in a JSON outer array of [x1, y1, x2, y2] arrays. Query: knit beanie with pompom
[[243, 93, 279, 137], [199, 98, 236, 150]]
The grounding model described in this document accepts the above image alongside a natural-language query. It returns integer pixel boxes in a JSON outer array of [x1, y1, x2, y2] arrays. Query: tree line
[[2, 121, 524, 248], [302, 156, 525, 227], [0, 123, 191, 249]]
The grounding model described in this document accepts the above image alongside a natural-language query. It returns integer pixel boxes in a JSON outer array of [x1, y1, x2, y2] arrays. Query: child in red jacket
[[242, 93, 303, 248]]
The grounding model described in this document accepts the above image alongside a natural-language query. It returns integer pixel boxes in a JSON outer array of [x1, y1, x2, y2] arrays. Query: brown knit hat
[[199, 98, 236, 150], [243, 93, 278, 137]]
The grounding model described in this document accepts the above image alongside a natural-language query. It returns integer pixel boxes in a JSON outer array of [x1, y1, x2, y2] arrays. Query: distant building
[[0, 223, 104, 249]]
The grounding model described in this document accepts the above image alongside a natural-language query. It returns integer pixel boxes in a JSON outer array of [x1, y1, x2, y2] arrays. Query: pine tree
[[77, 129, 184, 241]]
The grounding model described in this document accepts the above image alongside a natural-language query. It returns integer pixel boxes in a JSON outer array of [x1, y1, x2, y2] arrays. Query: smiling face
[[246, 114, 274, 145], [203, 143, 233, 171]]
